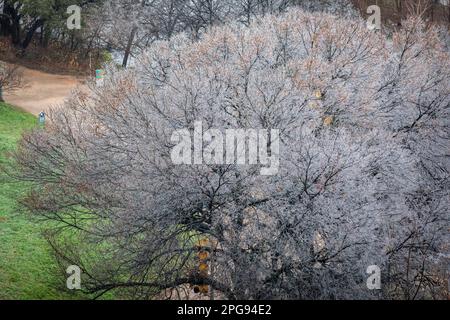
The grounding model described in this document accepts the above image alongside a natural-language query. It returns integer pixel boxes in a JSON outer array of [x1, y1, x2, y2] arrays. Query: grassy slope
[[0, 102, 82, 299]]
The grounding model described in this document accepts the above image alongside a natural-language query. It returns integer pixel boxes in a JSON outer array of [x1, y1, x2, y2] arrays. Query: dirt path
[[3, 64, 84, 115]]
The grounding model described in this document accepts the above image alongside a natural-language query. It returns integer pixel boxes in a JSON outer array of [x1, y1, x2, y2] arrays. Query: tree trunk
[[122, 27, 138, 68], [0, 6, 11, 37], [3, 2, 22, 46], [21, 20, 44, 52]]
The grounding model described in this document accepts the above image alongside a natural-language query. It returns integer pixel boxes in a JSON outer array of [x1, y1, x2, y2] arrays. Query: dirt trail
[[4, 64, 84, 115]]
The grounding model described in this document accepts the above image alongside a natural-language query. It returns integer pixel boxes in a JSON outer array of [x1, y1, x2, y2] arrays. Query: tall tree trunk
[[0, 5, 11, 37], [21, 19, 44, 52], [3, 2, 22, 46], [122, 27, 137, 68]]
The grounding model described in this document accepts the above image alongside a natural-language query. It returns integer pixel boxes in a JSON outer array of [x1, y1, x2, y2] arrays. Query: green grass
[[0, 102, 85, 300]]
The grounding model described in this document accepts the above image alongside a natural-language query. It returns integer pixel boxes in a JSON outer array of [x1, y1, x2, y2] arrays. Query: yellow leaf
[[197, 238, 209, 247], [323, 116, 334, 126], [315, 90, 322, 99], [198, 251, 209, 260]]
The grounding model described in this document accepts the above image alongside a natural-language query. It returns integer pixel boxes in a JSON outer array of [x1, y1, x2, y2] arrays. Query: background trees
[[0, 0, 357, 71], [94, 0, 357, 67], [351, 0, 450, 27], [0, 62, 23, 101], [1, 1, 448, 69], [0, 0, 97, 52], [11, 7, 449, 299]]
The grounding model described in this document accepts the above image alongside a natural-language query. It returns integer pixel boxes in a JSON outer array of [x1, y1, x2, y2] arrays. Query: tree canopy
[[10, 7, 449, 300]]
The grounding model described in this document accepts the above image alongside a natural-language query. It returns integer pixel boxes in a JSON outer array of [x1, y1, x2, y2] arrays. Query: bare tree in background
[[94, 0, 357, 67], [0, 63, 24, 102]]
